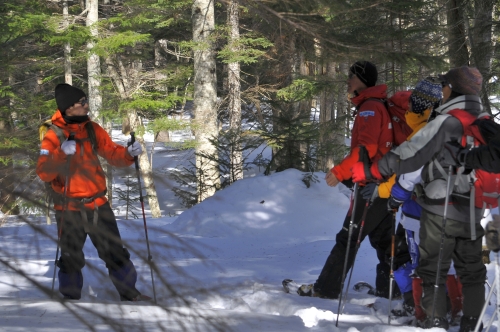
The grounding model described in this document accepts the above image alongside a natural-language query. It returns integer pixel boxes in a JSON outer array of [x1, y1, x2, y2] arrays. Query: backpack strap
[[49, 124, 67, 147], [49, 122, 98, 152], [85, 122, 98, 152]]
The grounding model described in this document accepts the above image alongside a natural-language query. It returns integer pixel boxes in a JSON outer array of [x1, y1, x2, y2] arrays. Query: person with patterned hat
[[351, 67, 486, 331], [384, 78, 463, 325]]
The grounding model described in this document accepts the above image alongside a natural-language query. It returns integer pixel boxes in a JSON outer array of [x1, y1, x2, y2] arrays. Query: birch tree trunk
[[192, 0, 220, 201], [227, 0, 242, 183], [86, 0, 112, 205], [63, 0, 72, 85], [105, 55, 162, 217], [86, 0, 102, 122], [128, 110, 162, 217]]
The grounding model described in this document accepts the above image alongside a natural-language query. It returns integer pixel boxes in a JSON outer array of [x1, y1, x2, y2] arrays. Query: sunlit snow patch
[[294, 306, 334, 327]]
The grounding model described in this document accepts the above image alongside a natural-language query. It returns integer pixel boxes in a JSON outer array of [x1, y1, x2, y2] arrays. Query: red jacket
[[37, 110, 135, 210], [331, 84, 393, 182]]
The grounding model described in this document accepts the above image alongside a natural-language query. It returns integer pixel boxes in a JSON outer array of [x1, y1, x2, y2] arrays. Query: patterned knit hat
[[410, 78, 442, 114], [55, 83, 87, 113], [349, 61, 378, 87], [439, 66, 483, 96]]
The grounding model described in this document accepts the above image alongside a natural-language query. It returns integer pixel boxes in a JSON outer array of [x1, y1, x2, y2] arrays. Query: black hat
[[54, 83, 87, 113], [349, 61, 378, 87]]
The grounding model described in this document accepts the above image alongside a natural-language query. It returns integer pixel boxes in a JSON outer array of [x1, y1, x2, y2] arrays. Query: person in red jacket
[[299, 61, 397, 299], [37, 83, 148, 301]]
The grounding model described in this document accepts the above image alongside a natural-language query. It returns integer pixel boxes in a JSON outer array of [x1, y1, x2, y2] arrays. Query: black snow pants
[[314, 188, 396, 299], [56, 202, 140, 300]]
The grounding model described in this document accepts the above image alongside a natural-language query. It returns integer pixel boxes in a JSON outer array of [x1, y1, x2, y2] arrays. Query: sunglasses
[[79, 98, 88, 107], [440, 80, 452, 89]]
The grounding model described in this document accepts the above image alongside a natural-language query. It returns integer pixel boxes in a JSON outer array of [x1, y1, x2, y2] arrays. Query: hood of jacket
[[351, 84, 388, 107]]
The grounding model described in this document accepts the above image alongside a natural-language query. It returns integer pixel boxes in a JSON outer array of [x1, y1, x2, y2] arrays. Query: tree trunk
[[336, 62, 349, 164], [447, 0, 469, 67], [86, 0, 102, 122], [128, 110, 162, 218], [227, 0, 243, 182], [63, 0, 72, 85], [192, 0, 220, 201], [470, 0, 493, 114], [318, 61, 336, 172], [104, 55, 162, 217]]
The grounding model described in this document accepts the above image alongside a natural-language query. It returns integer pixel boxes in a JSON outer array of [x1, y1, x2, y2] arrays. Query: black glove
[[387, 195, 404, 212], [443, 141, 468, 167], [360, 182, 378, 200]]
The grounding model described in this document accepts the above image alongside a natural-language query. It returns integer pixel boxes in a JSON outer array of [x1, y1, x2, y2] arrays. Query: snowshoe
[[121, 294, 153, 302], [297, 283, 316, 297], [353, 281, 374, 293], [282, 279, 300, 294], [421, 316, 449, 330]]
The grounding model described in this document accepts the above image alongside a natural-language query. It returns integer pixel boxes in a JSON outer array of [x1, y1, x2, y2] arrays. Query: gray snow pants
[[417, 209, 486, 318]]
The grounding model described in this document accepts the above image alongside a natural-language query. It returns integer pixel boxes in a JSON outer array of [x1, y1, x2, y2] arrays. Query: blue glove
[[360, 182, 378, 200]]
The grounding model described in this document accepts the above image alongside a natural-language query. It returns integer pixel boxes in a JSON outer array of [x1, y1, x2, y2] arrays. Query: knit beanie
[[349, 61, 378, 87], [439, 66, 483, 96], [54, 83, 87, 113], [410, 78, 442, 114]]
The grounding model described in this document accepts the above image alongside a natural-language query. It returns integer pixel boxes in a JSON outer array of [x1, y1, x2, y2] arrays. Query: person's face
[[65, 97, 89, 116], [347, 72, 367, 95]]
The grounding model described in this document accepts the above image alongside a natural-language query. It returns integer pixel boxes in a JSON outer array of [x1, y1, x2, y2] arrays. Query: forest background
[[1, 1, 500, 330], [1, 0, 499, 216]]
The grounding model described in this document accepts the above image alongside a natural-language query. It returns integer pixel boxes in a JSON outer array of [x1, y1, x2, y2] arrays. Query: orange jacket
[[331, 84, 392, 182], [37, 110, 135, 210]]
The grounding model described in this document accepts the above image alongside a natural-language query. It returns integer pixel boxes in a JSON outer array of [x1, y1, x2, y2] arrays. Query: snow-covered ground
[[0, 129, 498, 331]]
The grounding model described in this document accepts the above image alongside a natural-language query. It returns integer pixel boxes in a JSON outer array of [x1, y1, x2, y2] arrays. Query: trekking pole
[[335, 182, 359, 327], [50, 132, 75, 298], [431, 165, 454, 322], [340, 186, 378, 315], [388, 208, 397, 325], [130, 132, 157, 304], [475, 270, 496, 332]]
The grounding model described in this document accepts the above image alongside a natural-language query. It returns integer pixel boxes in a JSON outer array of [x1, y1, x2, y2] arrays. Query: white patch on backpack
[[40, 149, 49, 155]]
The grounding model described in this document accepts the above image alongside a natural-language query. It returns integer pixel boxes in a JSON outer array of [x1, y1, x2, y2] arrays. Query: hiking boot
[[459, 316, 482, 332], [448, 310, 462, 326], [391, 302, 415, 317], [367, 288, 400, 299], [297, 284, 337, 299], [422, 316, 449, 330]]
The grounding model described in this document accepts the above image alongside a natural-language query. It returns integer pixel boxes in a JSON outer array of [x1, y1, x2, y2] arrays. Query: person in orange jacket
[[298, 61, 397, 299], [37, 83, 147, 301]]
